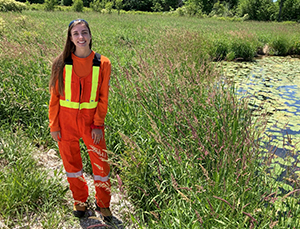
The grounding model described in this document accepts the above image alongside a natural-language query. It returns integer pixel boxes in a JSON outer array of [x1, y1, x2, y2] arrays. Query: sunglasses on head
[[69, 19, 89, 28]]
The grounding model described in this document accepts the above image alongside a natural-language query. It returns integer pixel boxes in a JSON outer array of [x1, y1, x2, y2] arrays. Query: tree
[[122, 0, 153, 11], [152, 2, 163, 11], [62, 0, 72, 5], [44, 0, 58, 10], [278, 0, 300, 21], [221, 0, 238, 9], [278, 0, 284, 21], [16, 0, 44, 3], [237, 0, 276, 21], [73, 0, 84, 11], [115, 0, 123, 14], [105, 1, 113, 13], [184, 0, 202, 15]]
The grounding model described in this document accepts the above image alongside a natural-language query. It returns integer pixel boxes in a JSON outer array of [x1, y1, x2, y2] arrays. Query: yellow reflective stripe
[[60, 100, 79, 109], [60, 64, 99, 110], [64, 65, 72, 102], [90, 66, 99, 103], [60, 100, 97, 109], [80, 101, 98, 109]]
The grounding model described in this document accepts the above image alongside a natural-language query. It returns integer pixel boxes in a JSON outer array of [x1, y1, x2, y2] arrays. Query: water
[[221, 56, 300, 186]]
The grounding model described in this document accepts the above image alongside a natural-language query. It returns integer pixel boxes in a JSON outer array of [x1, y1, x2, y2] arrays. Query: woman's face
[[70, 23, 91, 50]]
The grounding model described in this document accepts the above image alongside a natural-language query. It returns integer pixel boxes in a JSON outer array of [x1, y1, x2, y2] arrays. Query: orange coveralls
[[49, 51, 111, 208]]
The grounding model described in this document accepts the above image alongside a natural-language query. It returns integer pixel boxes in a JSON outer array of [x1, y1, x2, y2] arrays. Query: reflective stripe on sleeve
[[66, 170, 83, 178], [93, 172, 110, 182]]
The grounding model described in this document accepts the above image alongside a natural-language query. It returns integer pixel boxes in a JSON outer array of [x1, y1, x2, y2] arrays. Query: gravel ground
[[34, 149, 136, 229]]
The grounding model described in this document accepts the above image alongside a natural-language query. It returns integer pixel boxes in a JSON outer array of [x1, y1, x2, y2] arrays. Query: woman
[[48, 19, 112, 221]]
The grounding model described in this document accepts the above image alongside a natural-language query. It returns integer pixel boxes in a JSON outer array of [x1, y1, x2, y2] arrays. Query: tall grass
[[0, 10, 300, 227], [111, 29, 300, 228], [0, 128, 77, 228]]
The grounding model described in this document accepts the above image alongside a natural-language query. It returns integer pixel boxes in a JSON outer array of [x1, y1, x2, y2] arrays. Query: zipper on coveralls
[[79, 79, 82, 110]]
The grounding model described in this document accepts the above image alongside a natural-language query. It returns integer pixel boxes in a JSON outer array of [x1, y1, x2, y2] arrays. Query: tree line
[[17, 0, 300, 21]]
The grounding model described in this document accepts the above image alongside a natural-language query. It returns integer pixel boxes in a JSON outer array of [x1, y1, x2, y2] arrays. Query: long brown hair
[[49, 19, 92, 95]]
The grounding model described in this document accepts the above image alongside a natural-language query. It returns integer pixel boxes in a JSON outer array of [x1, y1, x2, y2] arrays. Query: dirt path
[[36, 149, 135, 229]]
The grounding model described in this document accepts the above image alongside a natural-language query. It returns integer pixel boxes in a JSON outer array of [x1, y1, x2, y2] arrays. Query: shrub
[[72, 0, 83, 12], [151, 2, 163, 12], [210, 1, 233, 17], [105, 1, 113, 14], [90, 0, 103, 12], [62, 0, 72, 6], [280, 0, 300, 21], [291, 40, 300, 55], [210, 39, 230, 61], [269, 36, 291, 56], [0, 17, 5, 35], [27, 3, 45, 10], [237, 0, 277, 21], [44, 0, 57, 11], [185, 1, 202, 16], [0, 0, 27, 12], [174, 6, 185, 16], [230, 38, 256, 61], [115, 0, 122, 14]]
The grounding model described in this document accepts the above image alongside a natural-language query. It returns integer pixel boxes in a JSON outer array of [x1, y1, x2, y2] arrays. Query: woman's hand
[[51, 131, 61, 142], [91, 128, 103, 144]]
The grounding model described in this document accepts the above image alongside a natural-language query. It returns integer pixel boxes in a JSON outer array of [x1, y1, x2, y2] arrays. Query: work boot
[[95, 200, 112, 223], [73, 202, 87, 218]]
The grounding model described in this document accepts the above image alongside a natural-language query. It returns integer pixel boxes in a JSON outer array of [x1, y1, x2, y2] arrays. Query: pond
[[221, 56, 300, 189]]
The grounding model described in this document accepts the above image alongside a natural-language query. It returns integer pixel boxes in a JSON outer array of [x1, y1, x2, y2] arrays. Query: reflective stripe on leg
[[93, 172, 110, 182], [66, 169, 83, 178]]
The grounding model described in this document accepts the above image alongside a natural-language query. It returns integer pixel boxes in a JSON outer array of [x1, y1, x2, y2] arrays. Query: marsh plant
[[111, 30, 300, 228]]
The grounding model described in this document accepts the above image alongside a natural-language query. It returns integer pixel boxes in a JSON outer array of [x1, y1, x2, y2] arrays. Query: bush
[[280, 0, 300, 21], [174, 6, 185, 16], [210, 39, 230, 61], [27, 3, 45, 10], [44, 0, 57, 11], [291, 40, 300, 55], [269, 36, 291, 56], [115, 0, 122, 14], [72, 0, 83, 12], [0, 0, 27, 12], [0, 17, 5, 35], [105, 1, 113, 14], [237, 0, 277, 21], [230, 38, 256, 61], [90, 0, 103, 12], [62, 0, 72, 6], [185, 1, 202, 16], [210, 1, 233, 17]]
